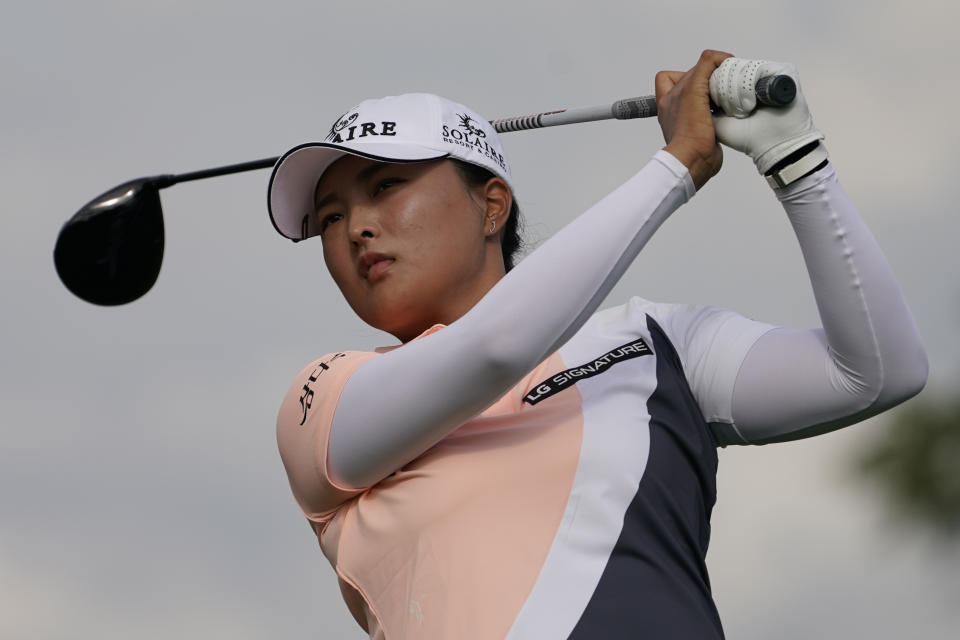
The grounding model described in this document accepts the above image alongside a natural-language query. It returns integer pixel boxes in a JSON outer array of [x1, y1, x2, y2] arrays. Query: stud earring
[[489, 220, 497, 233]]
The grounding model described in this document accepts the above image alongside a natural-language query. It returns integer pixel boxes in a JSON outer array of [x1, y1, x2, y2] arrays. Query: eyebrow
[[314, 162, 391, 211]]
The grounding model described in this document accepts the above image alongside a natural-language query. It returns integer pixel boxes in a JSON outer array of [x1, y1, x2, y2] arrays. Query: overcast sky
[[2, 1, 958, 638]]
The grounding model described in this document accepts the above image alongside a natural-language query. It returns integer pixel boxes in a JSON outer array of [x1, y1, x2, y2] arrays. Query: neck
[[393, 248, 506, 343]]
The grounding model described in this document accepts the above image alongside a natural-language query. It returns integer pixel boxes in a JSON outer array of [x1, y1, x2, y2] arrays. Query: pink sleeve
[[276, 350, 379, 521]]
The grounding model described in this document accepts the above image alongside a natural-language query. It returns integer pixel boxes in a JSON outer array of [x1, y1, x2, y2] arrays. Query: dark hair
[[450, 159, 524, 272]]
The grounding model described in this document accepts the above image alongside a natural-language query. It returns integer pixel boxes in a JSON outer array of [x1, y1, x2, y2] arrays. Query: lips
[[367, 258, 394, 282], [359, 252, 395, 282]]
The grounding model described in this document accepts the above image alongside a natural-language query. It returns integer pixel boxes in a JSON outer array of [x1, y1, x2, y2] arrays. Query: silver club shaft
[[492, 96, 658, 133]]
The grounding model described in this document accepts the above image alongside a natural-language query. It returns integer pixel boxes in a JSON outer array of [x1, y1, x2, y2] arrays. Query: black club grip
[[754, 74, 797, 107]]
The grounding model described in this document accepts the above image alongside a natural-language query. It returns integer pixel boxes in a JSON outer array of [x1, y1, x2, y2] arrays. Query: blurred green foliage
[[858, 393, 960, 536]]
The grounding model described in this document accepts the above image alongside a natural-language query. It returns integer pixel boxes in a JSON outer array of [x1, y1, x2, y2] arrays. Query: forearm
[[728, 163, 927, 443], [329, 151, 695, 487]]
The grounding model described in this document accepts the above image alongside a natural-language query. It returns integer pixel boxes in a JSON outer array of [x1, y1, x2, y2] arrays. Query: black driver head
[[54, 178, 165, 306]]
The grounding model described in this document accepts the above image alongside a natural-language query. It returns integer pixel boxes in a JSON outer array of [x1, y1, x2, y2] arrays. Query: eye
[[317, 212, 343, 236], [374, 178, 402, 195]]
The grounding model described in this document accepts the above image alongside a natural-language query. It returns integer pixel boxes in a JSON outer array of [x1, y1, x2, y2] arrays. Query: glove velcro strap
[[765, 144, 829, 189]]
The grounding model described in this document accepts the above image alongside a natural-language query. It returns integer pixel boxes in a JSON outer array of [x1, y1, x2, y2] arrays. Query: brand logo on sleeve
[[299, 353, 346, 425], [523, 338, 653, 406]]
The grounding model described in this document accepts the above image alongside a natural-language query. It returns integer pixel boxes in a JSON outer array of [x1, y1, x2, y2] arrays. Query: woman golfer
[[269, 50, 927, 639]]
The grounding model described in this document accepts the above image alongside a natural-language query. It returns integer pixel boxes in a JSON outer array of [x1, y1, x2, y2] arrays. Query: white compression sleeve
[[328, 151, 695, 488], [726, 163, 927, 444]]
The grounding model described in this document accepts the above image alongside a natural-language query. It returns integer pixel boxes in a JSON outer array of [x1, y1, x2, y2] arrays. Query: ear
[[481, 176, 512, 237]]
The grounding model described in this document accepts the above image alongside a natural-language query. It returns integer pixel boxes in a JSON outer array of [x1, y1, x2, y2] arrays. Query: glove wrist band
[[765, 143, 829, 189]]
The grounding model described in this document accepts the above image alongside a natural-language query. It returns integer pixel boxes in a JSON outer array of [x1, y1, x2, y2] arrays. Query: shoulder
[[277, 351, 378, 431], [593, 297, 724, 335], [276, 350, 381, 521], [595, 297, 775, 365]]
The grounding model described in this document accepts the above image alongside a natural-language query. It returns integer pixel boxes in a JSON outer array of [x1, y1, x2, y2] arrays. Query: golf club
[[54, 75, 795, 306], [53, 158, 276, 306], [491, 73, 795, 132]]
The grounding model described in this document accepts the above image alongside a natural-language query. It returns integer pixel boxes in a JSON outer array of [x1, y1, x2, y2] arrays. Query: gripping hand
[[709, 58, 824, 175]]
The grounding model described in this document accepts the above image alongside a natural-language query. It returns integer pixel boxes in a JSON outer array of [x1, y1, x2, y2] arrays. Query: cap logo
[[325, 112, 358, 141], [324, 111, 398, 143], [441, 113, 507, 174], [457, 113, 487, 138]]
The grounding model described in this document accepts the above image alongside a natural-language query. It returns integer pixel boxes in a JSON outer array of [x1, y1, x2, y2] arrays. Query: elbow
[[468, 322, 546, 383], [835, 338, 929, 417], [876, 341, 929, 411], [443, 295, 555, 383], [897, 343, 929, 400], [477, 345, 533, 387]]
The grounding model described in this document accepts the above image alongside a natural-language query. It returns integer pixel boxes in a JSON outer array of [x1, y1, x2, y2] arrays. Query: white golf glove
[[709, 58, 824, 175]]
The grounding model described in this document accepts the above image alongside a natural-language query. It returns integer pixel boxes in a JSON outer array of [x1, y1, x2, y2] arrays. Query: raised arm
[[328, 152, 693, 487], [326, 52, 734, 489], [696, 58, 926, 444], [723, 163, 927, 444]]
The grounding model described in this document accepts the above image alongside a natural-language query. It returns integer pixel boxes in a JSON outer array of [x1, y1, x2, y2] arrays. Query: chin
[[357, 304, 427, 342], [346, 279, 445, 340]]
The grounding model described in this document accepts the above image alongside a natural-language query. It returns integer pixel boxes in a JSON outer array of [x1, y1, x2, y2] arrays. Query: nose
[[346, 204, 380, 245]]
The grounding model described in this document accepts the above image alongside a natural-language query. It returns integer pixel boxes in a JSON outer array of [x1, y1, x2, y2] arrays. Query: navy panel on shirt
[[568, 314, 723, 639]]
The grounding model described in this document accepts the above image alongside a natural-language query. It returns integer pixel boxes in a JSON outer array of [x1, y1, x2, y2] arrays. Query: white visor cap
[[268, 93, 514, 241]]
